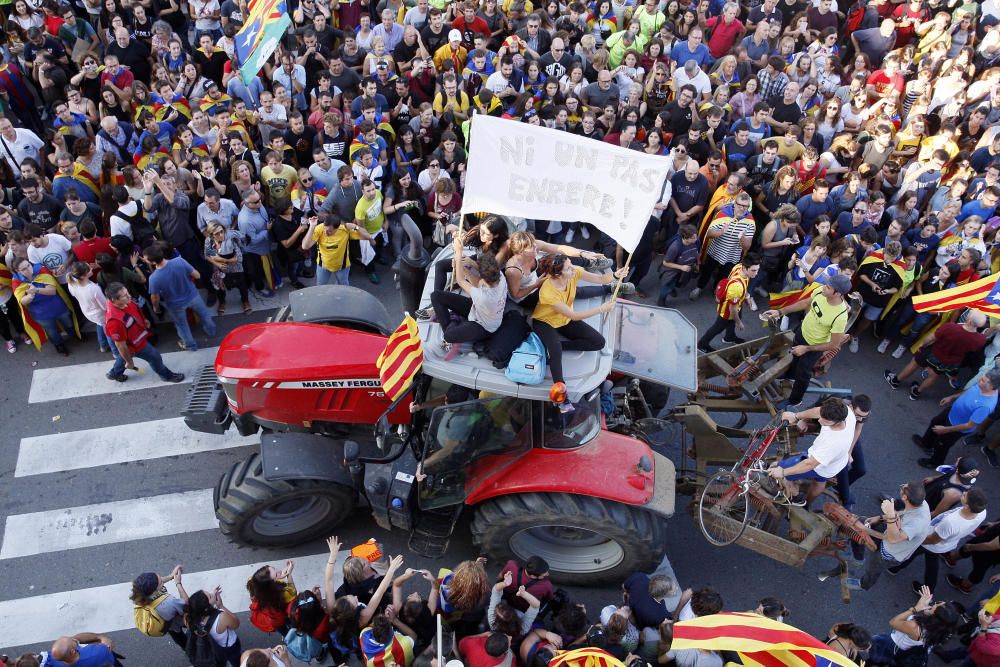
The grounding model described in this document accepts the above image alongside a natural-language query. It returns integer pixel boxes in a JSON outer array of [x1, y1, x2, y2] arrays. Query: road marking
[[0, 552, 348, 650], [28, 347, 219, 403], [0, 490, 218, 560], [15, 418, 253, 478]]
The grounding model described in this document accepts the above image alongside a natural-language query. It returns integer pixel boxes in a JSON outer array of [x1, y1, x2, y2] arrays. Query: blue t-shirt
[[138, 121, 177, 149], [41, 642, 115, 666], [958, 199, 997, 224], [669, 41, 713, 68], [949, 384, 999, 433], [904, 228, 940, 264], [835, 211, 871, 238], [148, 257, 199, 308], [796, 195, 835, 233]]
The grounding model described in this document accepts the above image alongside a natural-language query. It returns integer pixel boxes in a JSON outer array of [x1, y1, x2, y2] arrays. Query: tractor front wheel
[[215, 452, 356, 547], [471, 493, 668, 585]]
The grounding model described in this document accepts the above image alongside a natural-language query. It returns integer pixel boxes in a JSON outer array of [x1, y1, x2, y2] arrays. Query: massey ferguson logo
[[285, 379, 382, 389]]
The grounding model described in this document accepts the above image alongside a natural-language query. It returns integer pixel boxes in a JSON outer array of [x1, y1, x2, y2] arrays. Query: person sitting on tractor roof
[[430, 237, 508, 360], [767, 397, 855, 507], [531, 253, 628, 414]]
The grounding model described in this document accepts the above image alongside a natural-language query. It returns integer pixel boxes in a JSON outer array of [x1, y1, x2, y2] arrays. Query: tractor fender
[[258, 432, 358, 488], [464, 430, 675, 518]]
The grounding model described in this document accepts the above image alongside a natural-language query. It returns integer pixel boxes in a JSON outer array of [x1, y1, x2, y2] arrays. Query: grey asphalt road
[[0, 258, 992, 664]]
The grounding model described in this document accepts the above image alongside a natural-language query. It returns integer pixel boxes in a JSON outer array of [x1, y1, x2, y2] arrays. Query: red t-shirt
[[451, 16, 492, 46], [74, 237, 114, 274], [100, 67, 135, 90], [459, 636, 511, 667], [932, 323, 986, 365], [704, 16, 744, 59], [866, 70, 904, 98]]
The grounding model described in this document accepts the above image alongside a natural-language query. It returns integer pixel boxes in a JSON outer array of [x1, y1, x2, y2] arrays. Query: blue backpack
[[285, 628, 326, 663], [505, 332, 547, 385]]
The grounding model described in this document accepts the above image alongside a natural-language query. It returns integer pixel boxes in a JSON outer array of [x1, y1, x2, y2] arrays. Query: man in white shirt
[[197, 188, 240, 232], [888, 487, 986, 594], [25, 226, 75, 284], [767, 397, 855, 505], [0, 117, 43, 176], [672, 59, 712, 103], [309, 148, 346, 191]]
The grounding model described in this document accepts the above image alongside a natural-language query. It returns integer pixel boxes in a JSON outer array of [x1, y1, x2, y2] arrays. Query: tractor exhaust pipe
[[397, 214, 431, 315]]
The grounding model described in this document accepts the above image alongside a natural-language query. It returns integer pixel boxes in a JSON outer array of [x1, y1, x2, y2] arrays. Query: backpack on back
[[185, 611, 222, 667], [285, 628, 327, 663], [714, 277, 733, 303], [505, 332, 546, 385], [134, 592, 170, 637]]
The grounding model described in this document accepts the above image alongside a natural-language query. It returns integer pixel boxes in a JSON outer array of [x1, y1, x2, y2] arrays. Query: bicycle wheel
[[698, 470, 750, 546]]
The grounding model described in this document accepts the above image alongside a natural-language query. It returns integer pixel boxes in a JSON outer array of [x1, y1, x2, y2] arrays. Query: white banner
[[461, 115, 670, 253]]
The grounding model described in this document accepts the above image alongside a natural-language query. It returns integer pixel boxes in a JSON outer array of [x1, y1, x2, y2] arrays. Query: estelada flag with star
[[235, 0, 292, 87], [376, 316, 423, 401], [913, 272, 1000, 316]]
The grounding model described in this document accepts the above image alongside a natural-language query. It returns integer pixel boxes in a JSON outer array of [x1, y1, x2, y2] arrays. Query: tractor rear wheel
[[215, 452, 356, 546], [471, 493, 668, 585]]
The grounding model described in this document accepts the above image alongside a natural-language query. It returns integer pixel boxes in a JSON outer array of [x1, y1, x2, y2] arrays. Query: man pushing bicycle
[[767, 398, 854, 507]]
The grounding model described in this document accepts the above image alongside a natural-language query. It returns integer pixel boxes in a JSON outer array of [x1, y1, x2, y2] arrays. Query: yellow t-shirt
[[261, 164, 298, 202], [312, 224, 363, 271], [532, 266, 582, 328], [800, 293, 849, 346], [433, 91, 471, 116]]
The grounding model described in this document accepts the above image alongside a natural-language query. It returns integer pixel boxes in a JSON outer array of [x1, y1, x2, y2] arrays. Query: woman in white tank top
[[504, 231, 611, 311]]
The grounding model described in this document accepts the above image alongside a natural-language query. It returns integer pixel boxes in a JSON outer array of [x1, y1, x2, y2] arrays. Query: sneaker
[[260, 289, 275, 298], [443, 342, 461, 361], [748, 296, 758, 312], [909, 385, 921, 401], [981, 445, 1000, 468], [946, 574, 973, 594], [884, 370, 901, 389], [291, 281, 306, 289], [697, 342, 714, 354], [5, 340, 14, 353], [586, 256, 614, 271], [943, 552, 960, 569], [368, 272, 381, 285], [99, 346, 109, 353], [849, 336, 859, 353], [688, 287, 702, 300], [618, 281, 636, 296], [877, 339, 890, 354], [911, 434, 929, 450], [177, 340, 187, 350], [415, 308, 433, 321], [54, 344, 69, 356], [273, 277, 284, 289], [917, 457, 937, 469], [580, 226, 590, 240], [165, 373, 186, 383], [722, 336, 746, 344], [776, 492, 807, 507], [21, 334, 32, 345], [565, 229, 575, 243], [106, 373, 128, 383], [892, 344, 906, 359]]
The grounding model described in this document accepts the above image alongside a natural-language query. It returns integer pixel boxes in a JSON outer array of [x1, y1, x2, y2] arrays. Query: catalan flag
[[235, 0, 293, 87], [768, 282, 822, 311], [376, 316, 423, 401], [549, 648, 626, 667], [672, 612, 859, 667], [913, 273, 1000, 316], [858, 248, 907, 319]]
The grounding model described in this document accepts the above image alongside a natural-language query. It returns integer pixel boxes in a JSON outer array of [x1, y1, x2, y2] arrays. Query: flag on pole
[[768, 282, 822, 311], [671, 612, 860, 667], [234, 0, 292, 86], [376, 316, 423, 401], [912, 273, 1000, 316]]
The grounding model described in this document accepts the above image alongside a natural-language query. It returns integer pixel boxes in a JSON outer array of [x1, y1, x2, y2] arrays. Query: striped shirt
[[706, 215, 755, 265]]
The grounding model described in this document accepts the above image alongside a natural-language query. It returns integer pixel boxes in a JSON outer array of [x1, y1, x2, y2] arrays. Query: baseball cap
[[376, 61, 389, 70], [957, 457, 980, 476], [828, 274, 852, 295], [134, 572, 159, 596], [448, 28, 462, 42], [351, 538, 383, 562]]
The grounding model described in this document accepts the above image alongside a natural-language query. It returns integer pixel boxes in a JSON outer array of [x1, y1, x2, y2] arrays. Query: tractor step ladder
[[408, 505, 463, 559]]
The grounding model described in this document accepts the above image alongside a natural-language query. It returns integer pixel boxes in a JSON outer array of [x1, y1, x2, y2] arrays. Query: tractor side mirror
[[344, 440, 360, 463], [374, 414, 389, 451]]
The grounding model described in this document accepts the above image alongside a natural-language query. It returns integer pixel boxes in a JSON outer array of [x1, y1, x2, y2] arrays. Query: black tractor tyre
[[215, 452, 356, 547], [470, 493, 669, 586]]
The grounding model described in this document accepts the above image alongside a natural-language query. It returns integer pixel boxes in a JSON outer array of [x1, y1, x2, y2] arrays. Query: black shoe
[[368, 272, 381, 284], [884, 370, 901, 389], [302, 267, 316, 279], [106, 373, 128, 383], [722, 336, 746, 344], [54, 343, 69, 356], [785, 492, 808, 507], [909, 385, 921, 401], [656, 296, 666, 307], [981, 445, 1000, 468], [205, 292, 217, 307], [291, 281, 306, 289], [165, 373, 185, 383], [911, 434, 927, 449], [917, 457, 938, 469], [697, 342, 714, 353], [946, 573, 973, 594], [911, 581, 924, 596]]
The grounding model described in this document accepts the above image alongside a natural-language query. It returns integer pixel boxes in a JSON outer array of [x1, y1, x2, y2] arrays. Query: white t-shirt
[[0, 128, 44, 173], [67, 280, 107, 326], [807, 408, 856, 479], [26, 234, 73, 284], [924, 507, 987, 554], [469, 275, 508, 333], [110, 201, 141, 240]]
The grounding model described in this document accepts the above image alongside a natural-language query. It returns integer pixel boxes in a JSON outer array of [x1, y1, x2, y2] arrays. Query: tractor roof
[[416, 245, 616, 402]]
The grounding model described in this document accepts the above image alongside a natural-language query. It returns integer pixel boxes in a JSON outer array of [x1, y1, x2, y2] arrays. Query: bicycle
[[697, 416, 791, 546]]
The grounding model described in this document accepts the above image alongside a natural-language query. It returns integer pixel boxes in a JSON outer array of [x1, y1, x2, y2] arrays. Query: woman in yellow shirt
[[531, 254, 627, 411]]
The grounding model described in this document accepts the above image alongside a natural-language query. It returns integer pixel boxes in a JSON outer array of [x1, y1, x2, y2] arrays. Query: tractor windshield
[[541, 396, 601, 449], [418, 395, 533, 509]]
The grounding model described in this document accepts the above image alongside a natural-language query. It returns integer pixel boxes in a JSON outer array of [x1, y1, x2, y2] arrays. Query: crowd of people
[[5, 0, 1000, 662]]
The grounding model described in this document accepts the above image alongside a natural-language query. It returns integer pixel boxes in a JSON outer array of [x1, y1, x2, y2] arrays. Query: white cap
[[448, 28, 462, 42]]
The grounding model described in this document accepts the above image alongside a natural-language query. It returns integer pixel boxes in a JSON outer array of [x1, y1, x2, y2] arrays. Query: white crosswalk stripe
[[15, 418, 254, 477], [0, 490, 218, 560], [0, 552, 348, 649], [28, 346, 218, 403]]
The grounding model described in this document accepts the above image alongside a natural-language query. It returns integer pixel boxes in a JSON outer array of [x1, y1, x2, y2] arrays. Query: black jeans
[[834, 441, 866, 509], [696, 255, 735, 290], [214, 272, 250, 305], [698, 315, 736, 347], [0, 292, 26, 341], [532, 319, 605, 384], [888, 545, 943, 592], [784, 329, 824, 405], [920, 407, 966, 467], [959, 523, 1000, 584], [431, 290, 493, 344]]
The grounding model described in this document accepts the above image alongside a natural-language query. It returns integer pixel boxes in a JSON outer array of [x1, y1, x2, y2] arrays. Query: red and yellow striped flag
[[549, 647, 626, 667], [376, 316, 423, 401], [768, 282, 822, 311], [672, 612, 859, 667], [912, 273, 1000, 316]]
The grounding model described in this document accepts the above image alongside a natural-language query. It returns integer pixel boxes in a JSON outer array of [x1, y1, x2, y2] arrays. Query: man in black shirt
[[393, 26, 422, 72], [745, 142, 785, 196], [106, 26, 151, 83], [768, 81, 803, 133], [283, 113, 319, 168], [297, 29, 333, 91], [193, 33, 229, 86], [309, 13, 344, 50], [16, 178, 63, 231], [420, 8, 449, 57], [329, 55, 362, 97], [662, 84, 699, 137]]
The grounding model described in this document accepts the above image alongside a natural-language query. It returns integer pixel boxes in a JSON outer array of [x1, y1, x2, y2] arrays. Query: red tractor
[[183, 271, 696, 584]]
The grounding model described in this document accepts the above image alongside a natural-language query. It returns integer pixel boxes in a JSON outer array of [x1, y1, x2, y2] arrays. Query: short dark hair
[[819, 397, 849, 424], [525, 555, 549, 577], [967, 487, 988, 514], [143, 245, 165, 264], [902, 480, 926, 506], [851, 394, 871, 412], [484, 632, 509, 657], [371, 614, 393, 643], [742, 252, 762, 269], [79, 220, 97, 238], [23, 224, 44, 239]]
